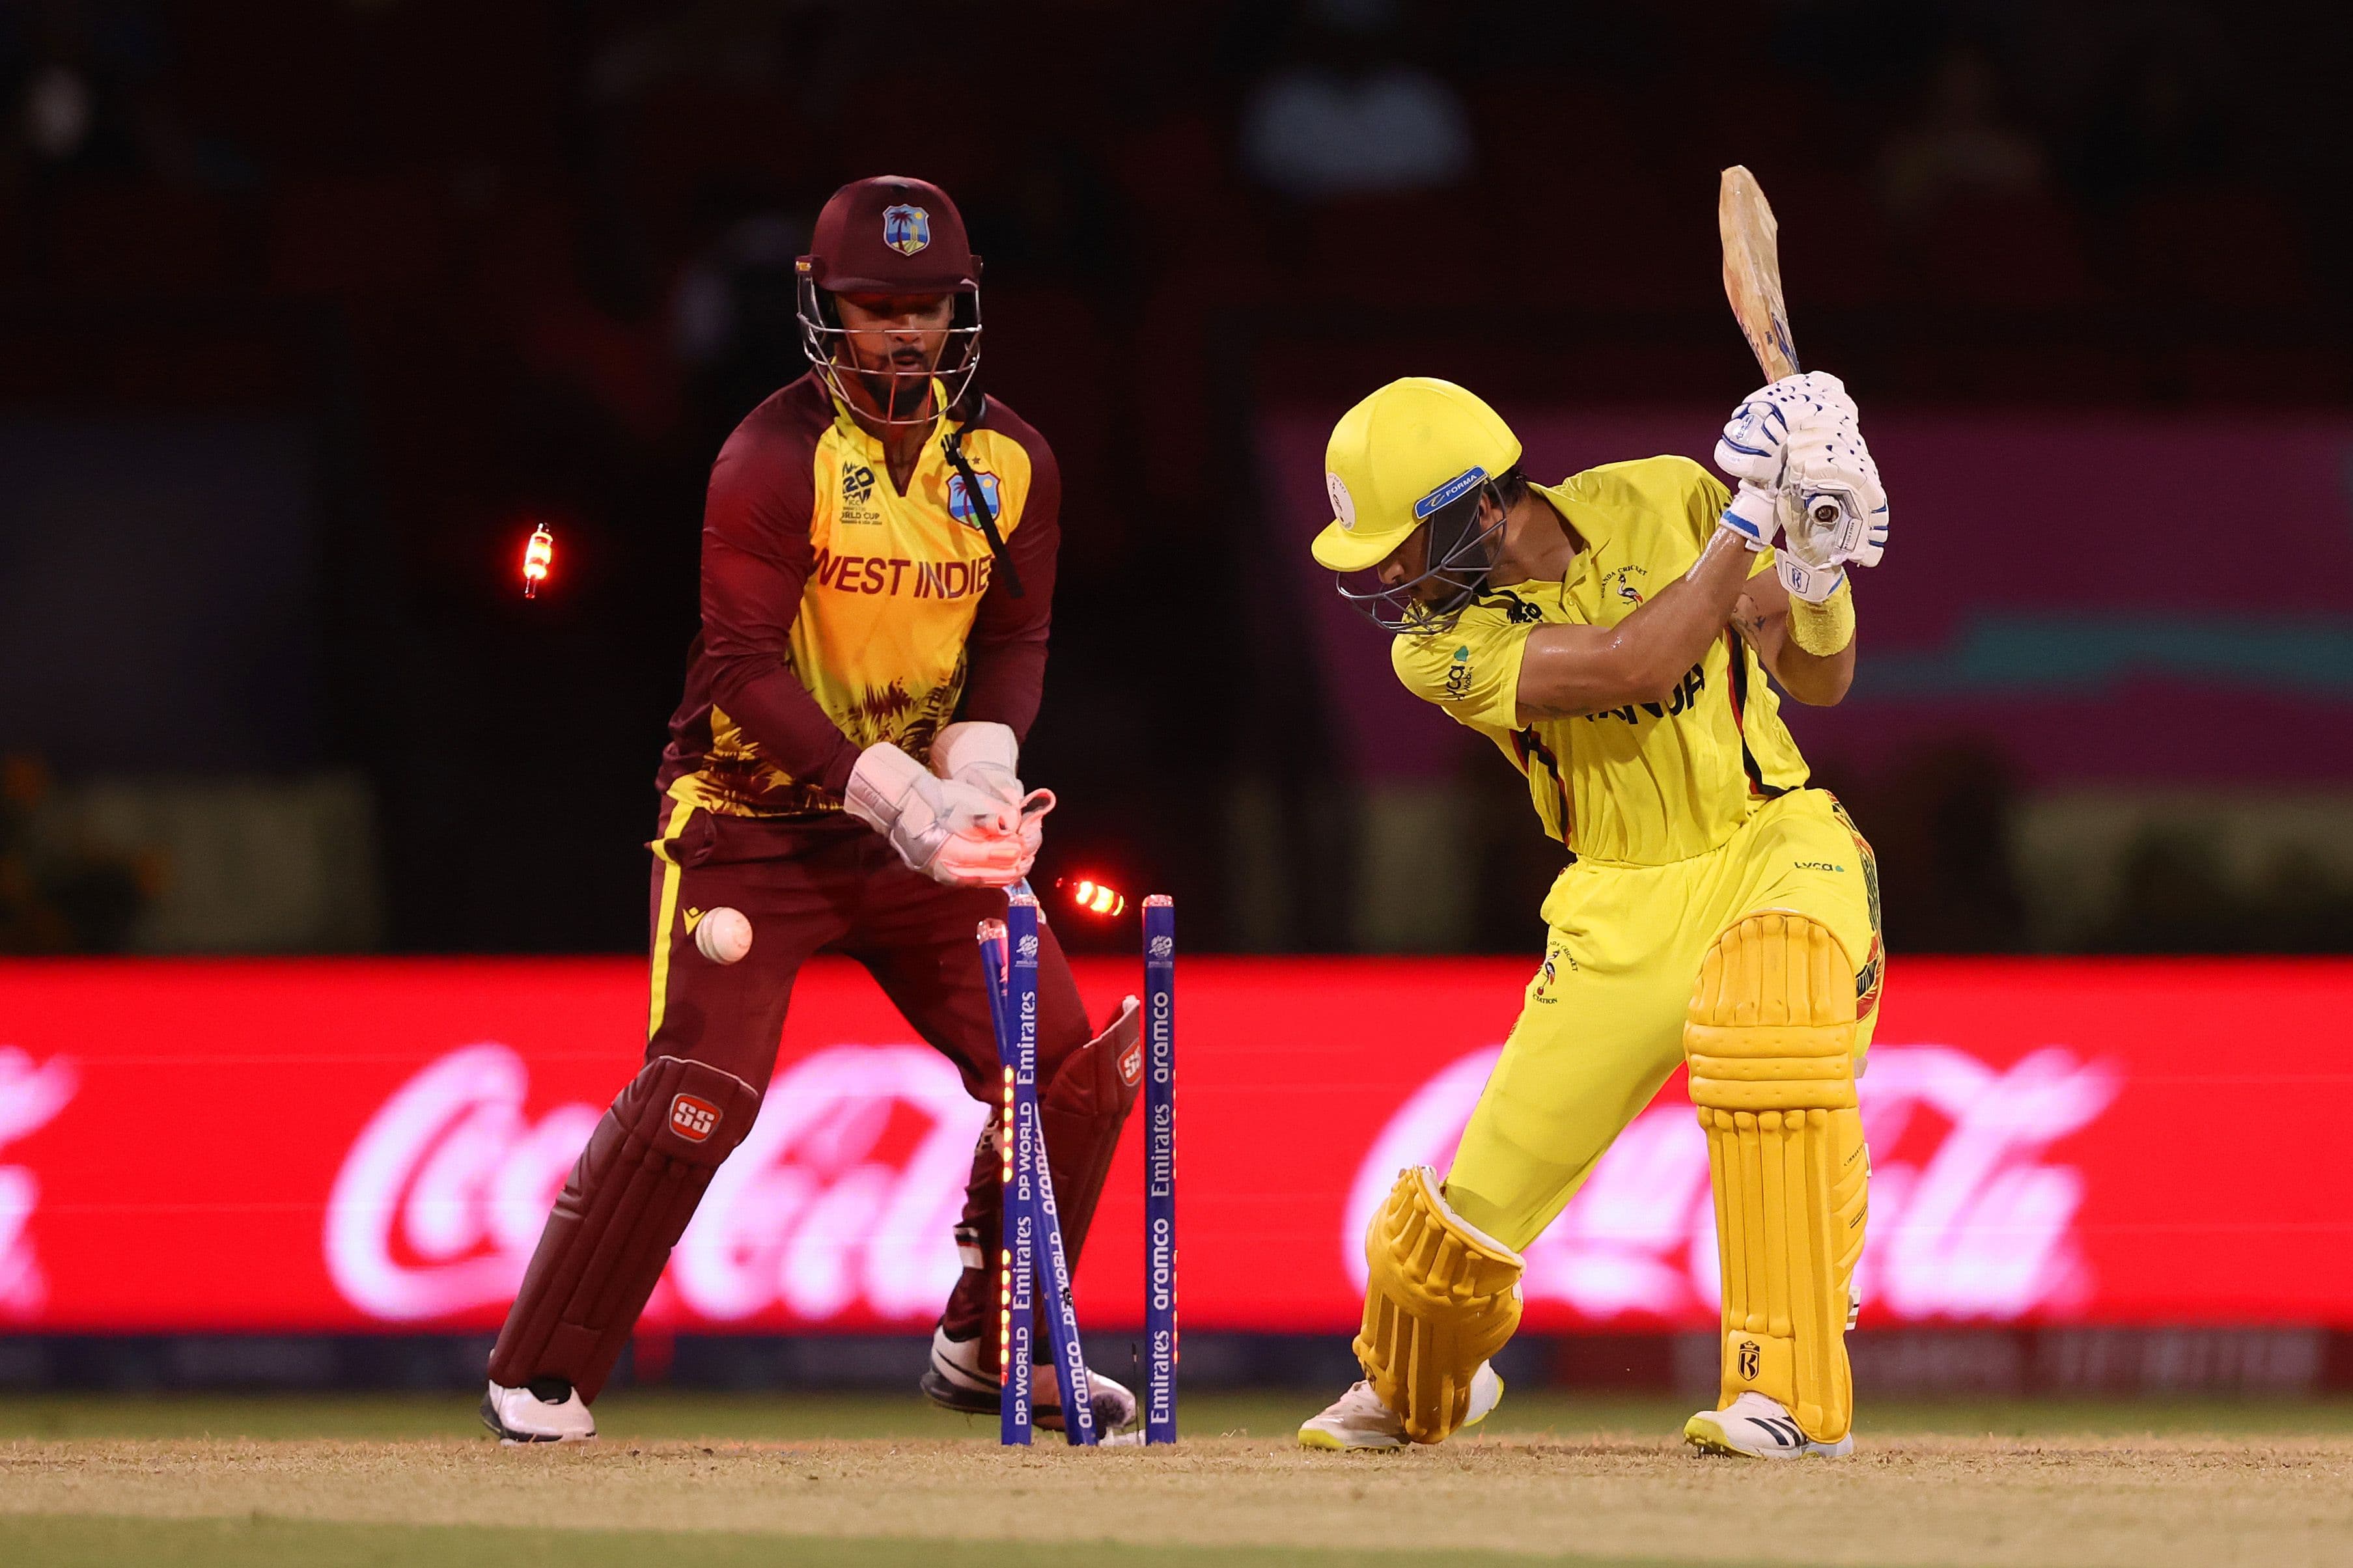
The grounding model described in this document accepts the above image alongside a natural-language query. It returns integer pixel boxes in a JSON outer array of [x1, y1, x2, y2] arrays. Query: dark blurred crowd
[[1, 0, 2346, 954]]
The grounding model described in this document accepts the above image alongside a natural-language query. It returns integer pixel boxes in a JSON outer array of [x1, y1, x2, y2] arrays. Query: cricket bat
[[1720, 166, 1850, 541], [1718, 165, 1799, 382]]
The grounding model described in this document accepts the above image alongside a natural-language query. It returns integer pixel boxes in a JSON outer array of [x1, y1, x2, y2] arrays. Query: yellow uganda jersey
[[1391, 457, 1809, 865], [659, 372, 1057, 818]]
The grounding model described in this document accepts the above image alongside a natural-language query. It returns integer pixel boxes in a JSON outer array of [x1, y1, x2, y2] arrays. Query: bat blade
[[1719, 165, 1799, 382]]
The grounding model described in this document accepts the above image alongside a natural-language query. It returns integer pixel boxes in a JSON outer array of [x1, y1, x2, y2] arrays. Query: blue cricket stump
[[979, 890, 1178, 1449], [977, 917, 1035, 1445], [1142, 895, 1178, 1445], [982, 897, 1098, 1446]]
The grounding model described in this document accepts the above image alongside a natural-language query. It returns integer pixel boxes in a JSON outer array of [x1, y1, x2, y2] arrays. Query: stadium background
[[1, 0, 2350, 1402]]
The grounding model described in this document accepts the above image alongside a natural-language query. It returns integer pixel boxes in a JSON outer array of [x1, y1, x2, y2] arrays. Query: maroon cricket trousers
[[486, 803, 1137, 1401]]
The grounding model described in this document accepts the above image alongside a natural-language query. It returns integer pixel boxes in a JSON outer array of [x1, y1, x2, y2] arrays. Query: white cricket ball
[[694, 906, 753, 965]]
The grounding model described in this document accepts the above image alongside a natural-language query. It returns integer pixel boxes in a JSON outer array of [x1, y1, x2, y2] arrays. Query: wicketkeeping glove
[[930, 721, 1053, 878], [843, 740, 1025, 887]]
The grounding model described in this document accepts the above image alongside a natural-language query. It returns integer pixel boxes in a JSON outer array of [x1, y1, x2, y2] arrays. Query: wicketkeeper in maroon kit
[[482, 175, 1143, 1443]]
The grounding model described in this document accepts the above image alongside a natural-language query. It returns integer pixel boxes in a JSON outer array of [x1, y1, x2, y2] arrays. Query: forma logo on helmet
[[797, 175, 983, 428]]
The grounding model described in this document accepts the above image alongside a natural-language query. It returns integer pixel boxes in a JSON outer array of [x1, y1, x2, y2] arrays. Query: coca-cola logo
[[0, 1047, 77, 1318], [325, 1043, 984, 1324], [1346, 1044, 2121, 1323]]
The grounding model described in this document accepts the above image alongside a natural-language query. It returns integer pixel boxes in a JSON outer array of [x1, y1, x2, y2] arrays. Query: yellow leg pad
[[1353, 1165, 1524, 1444], [1686, 911, 1866, 1445]]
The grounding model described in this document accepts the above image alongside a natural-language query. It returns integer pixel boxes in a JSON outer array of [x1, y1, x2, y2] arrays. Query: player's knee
[[1434, 1178, 1524, 1255], [1684, 910, 1856, 1110], [613, 1055, 763, 1166], [1039, 997, 1143, 1125]]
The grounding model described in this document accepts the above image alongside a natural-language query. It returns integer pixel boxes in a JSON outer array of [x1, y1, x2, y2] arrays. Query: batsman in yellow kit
[[1298, 374, 1891, 1458]]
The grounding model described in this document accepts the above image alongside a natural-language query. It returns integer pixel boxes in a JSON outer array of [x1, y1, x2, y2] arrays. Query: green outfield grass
[[4, 1386, 2352, 1443]]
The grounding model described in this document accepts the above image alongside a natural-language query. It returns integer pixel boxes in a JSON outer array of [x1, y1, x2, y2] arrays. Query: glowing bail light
[[522, 524, 554, 598], [1068, 879, 1125, 918]]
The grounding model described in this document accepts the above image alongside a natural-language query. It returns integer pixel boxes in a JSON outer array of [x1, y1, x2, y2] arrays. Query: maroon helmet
[[797, 175, 983, 424]]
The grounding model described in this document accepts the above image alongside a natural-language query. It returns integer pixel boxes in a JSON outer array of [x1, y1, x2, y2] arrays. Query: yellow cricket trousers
[[1444, 788, 1884, 1251]]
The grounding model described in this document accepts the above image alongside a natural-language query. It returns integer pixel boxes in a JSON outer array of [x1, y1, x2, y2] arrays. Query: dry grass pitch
[[4, 1393, 2351, 1567]]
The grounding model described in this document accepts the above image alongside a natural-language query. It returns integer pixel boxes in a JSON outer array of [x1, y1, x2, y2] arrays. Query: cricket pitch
[[3, 1394, 2350, 1567]]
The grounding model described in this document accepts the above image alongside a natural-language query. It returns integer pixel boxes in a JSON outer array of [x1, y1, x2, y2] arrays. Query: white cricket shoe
[[1683, 1392, 1854, 1458], [1296, 1362, 1503, 1451], [480, 1377, 596, 1444], [918, 1323, 1138, 1435]]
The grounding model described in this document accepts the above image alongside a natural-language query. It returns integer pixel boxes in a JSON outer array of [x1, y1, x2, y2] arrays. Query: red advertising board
[[2, 957, 2349, 1334]]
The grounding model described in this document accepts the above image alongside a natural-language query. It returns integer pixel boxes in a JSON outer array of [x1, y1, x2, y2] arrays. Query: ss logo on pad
[[669, 1093, 721, 1143]]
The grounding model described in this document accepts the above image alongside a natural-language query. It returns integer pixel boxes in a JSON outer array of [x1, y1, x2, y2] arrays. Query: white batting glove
[[844, 741, 1025, 887], [1714, 371, 1856, 552], [1775, 550, 1846, 604], [1714, 370, 1856, 486], [1779, 412, 1887, 572]]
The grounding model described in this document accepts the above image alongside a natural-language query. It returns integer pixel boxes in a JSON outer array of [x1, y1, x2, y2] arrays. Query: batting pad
[[1354, 1165, 1524, 1445], [1038, 996, 1143, 1265], [1685, 911, 1867, 1444], [488, 1055, 762, 1403]]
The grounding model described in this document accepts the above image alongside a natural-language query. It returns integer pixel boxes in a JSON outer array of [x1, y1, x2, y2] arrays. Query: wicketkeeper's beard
[[853, 354, 938, 423]]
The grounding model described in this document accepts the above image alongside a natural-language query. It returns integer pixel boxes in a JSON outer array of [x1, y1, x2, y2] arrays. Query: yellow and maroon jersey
[[658, 372, 1059, 818], [1391, 456, 1809, 866]]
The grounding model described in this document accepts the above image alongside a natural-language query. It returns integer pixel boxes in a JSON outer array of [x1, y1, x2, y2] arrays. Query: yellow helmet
[[1312, 378, 1524, 574]]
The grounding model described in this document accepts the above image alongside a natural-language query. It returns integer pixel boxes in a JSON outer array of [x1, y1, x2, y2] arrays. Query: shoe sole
[[1682, 1412, 1852, 1459], [1296, 1373, 1503, 1452], [1295, 1423, 1406, 1451]]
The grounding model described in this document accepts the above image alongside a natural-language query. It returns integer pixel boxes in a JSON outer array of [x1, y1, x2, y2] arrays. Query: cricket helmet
[[1315, 378, 1524, 633], [797, 174, 983, 422]]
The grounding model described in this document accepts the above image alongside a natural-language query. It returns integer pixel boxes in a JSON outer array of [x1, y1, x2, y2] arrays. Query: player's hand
[[1774, 550, 1846, 604], [844, 741, 1025, 887], [932, 721, 1056, 879], [1714, 370, 1854, 488], [930, 721, 1025, 808], [1779, 411, 1887, 574], [1714, 372, 1850, 551], [1010, 788, 1053, 877]]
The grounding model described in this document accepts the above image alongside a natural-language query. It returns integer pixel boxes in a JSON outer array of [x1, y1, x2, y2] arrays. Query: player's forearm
[[1736, 576, 1856, 706], [707, 659, 861, 793], [1516, 530, 1755, 719], [959, 639, 1046, 741], [1770, 635, 1854, 705]]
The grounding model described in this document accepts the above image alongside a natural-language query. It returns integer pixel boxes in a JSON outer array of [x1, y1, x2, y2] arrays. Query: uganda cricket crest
[[882, 204, 931, 256]]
